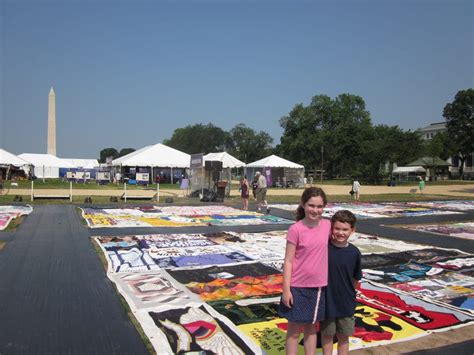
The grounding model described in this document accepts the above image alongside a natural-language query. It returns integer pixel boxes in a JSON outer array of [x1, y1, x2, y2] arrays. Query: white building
[[418, 122, 447, 140], [417, 122, 473, 177]]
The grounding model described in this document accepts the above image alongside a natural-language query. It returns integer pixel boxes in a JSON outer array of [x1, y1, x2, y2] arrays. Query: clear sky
[[1, 0, 473, 159]]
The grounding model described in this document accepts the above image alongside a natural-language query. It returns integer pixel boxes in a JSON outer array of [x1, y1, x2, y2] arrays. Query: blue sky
[[1, 0, 473, 159]]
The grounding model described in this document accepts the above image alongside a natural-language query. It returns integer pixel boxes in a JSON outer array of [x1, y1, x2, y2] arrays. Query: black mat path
[[0, 205, 148, 355]]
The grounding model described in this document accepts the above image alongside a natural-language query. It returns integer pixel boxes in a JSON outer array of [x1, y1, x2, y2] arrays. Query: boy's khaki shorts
[[320, 317, 355, 336]]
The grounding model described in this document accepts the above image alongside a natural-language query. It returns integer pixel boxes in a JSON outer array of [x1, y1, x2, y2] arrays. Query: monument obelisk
[[47, 87, 56, 156]]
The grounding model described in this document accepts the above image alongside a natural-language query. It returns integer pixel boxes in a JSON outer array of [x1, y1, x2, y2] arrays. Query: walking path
[[0, 205, 148, 354]]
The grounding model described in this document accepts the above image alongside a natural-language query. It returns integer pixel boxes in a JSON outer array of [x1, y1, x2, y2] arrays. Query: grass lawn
[[5, 178, 473, 191], [1, 216, 25, 231], [0, 192, 468, 206], [3, 179, 180, 190]]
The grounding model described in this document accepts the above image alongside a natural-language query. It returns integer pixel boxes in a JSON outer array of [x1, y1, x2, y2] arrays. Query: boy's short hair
[[331, 210, 357, 228]]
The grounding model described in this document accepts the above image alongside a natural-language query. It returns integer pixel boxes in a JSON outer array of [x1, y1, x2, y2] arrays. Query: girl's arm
[[282, 241, 296, 308]]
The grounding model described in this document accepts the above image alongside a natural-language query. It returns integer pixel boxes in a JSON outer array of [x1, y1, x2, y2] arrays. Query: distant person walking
[[351, 179, 361, 201], [418, 176, 425, 194], [240, 175, 250, 210], [255, 171, 269, 213]]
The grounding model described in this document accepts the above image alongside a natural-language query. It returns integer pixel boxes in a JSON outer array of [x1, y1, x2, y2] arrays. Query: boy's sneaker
[[257, 207, 261, 211]]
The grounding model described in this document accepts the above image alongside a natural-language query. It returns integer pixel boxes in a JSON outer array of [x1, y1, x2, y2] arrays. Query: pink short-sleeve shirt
[[287, 219, 331, 287]]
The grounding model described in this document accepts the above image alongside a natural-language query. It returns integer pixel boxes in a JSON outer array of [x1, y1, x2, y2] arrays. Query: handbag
[[350, 189, 355, 195]]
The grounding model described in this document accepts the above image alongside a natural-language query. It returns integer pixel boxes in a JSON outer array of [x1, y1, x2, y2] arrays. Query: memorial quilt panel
[[396, 222, 474, 240], [147, 305, 259, 354], [108, 270, 202, 311], [357, 281, 474, 330]]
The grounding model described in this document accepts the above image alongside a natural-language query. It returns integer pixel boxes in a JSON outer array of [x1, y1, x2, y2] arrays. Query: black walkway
[[0, 205, 148, 355]]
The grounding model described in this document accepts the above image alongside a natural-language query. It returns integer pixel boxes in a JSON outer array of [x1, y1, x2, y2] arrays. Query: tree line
[[99, 89, 473, 181]]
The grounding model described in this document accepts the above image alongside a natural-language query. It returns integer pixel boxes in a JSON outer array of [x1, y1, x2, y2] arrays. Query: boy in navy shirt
[[321, 210, 362, 355]]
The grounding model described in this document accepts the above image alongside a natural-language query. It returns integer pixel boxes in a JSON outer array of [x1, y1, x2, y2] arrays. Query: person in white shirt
[[255, 171, 270, 213], [351, 180, 361, 201]]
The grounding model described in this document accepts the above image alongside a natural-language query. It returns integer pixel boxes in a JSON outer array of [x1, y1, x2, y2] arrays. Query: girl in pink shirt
[[279, 187, 331, 355]]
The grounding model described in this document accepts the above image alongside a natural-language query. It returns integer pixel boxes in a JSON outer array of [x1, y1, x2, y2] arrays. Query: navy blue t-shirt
[[325, 242, 362, 318]]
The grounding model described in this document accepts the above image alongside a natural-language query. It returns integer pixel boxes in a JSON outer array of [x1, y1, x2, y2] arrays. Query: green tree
[[228, 124, 274, 163], [361, 125, 422, 183], [99, 148, 119, 163], [118, 148, 135, 158], [443, 89, 474, 178], [163, 123, 231, 154], [279, 94, 372, 178], [421, 131, 455, 161]]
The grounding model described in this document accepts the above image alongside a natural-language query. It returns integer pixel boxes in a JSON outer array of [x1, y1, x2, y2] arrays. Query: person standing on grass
[[278, 187, 331, 355], [255, 171, 269, 213], [239, 175, 250, 210], [321, 210, 362, 355], [351, 179, 361, 201]]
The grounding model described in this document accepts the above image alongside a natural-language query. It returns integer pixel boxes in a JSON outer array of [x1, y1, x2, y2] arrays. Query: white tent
[[198, 152, 246, 196], [112, 143, 190, 168], [0, 148, 31, 179], [392, 166, 426, 181], [393, 166, 426, 174], [246, 154, 304, 169], [112, 143, 190, 183], [0, 148, 30, 167], [19, 153, 75, 179], [204, 152, 246, 168], [246, 154, 305, 188], [62, 158, 100, 169]]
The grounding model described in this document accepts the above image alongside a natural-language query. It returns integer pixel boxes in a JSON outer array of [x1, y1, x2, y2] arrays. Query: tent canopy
[[204, 152, 246, 168], [19, 153, 75, 168], [246, 154, 304, 168], [112, 143, 190, 168], [393, 166, 426, 173], [62, 158, 99, 169], [407, 157, 451, 167], [0, 148, 30, 167]]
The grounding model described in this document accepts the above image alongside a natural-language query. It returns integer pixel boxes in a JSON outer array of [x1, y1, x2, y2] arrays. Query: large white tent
[[246, 154, 304, 169], [63, 158, 100, 169], [113, 143, 190, 167], [0, 148, 31, 179], [196, 152, 246, 196], [112, 143, 190, 183], [203, 152, 245, 168], [392, 166, 426, 181], [19, 153, 75, 179], [0, 148, 30, 167], [246, 154, 305, 188]]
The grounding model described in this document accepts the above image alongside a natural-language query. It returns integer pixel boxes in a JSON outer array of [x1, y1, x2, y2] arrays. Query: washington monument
[[47, 87, 56, 156]]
